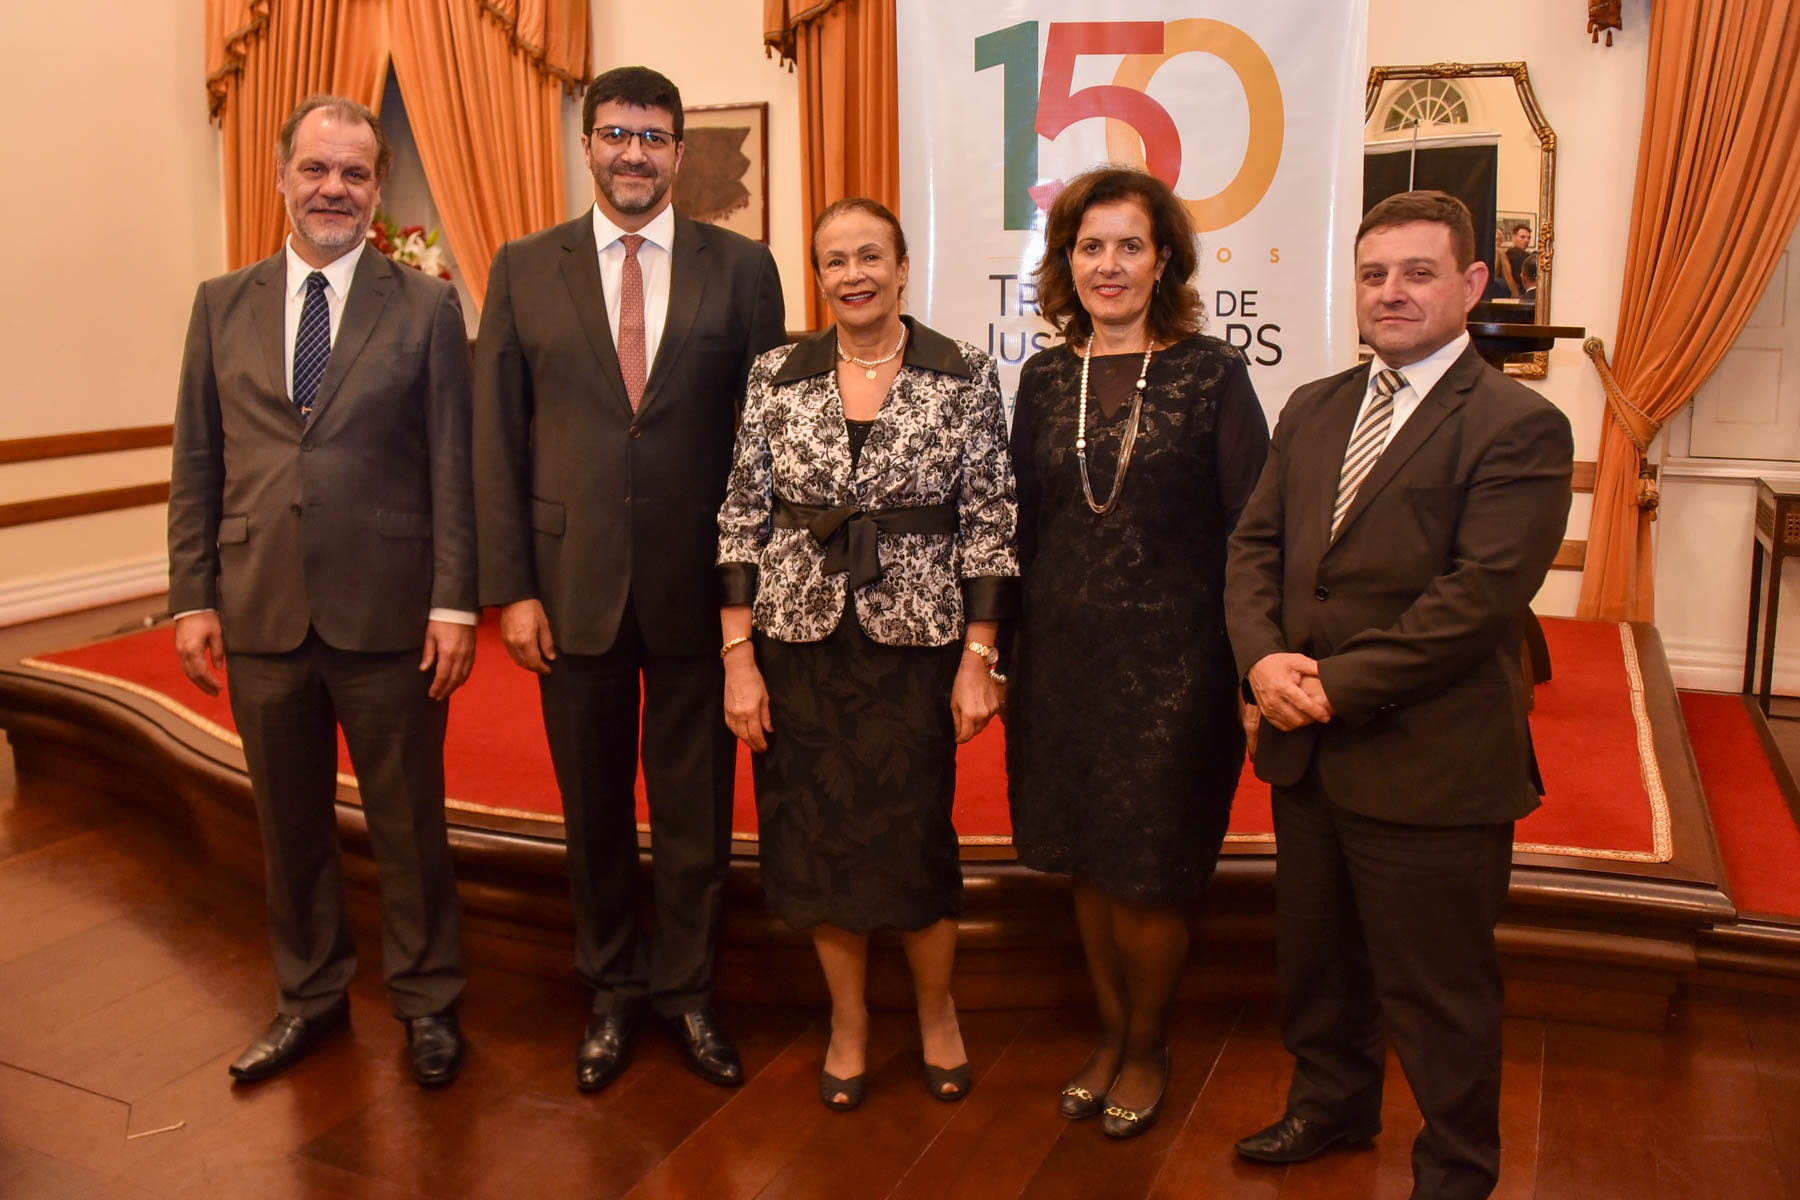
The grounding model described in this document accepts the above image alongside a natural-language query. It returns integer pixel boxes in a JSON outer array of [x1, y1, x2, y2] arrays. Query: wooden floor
[[2, 602, 1799, 1198], [0, 749, 1795, 1197]]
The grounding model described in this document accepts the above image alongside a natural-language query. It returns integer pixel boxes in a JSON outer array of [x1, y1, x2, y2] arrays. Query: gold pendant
[[865, 367, 877, 380]]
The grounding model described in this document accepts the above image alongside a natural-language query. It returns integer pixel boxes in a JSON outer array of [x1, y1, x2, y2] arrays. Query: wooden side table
[[1743, 478, 1800, 713]]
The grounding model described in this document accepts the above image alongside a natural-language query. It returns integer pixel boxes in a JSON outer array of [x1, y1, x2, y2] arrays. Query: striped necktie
[[1331, 368, 1407, 539], [292, 270, 330, 419]]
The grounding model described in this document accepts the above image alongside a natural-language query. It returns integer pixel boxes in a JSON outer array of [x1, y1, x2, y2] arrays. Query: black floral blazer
[[716, 317, 1019, 645]]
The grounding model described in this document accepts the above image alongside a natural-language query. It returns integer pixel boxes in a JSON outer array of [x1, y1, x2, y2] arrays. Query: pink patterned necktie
[[618, 234, 647, 411]]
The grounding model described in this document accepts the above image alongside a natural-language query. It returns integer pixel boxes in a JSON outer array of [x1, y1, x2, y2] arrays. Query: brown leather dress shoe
[[1234, 1112, 1381, 1163], [227, 1001, 350, 1083], [405, 1010, 466, 1088], [670, 1009, 742, 1086], [575, 1012, 636, 1092]]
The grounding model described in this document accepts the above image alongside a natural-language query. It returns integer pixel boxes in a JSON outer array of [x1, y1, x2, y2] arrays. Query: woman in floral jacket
[[716, 198, 1018, 1112]]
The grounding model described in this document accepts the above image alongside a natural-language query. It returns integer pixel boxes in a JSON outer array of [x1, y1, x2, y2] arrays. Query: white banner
[[897, 0, 1368, 422]]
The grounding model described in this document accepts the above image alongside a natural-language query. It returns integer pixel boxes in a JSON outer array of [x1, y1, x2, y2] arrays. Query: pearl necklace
[[837, 327, 908, 379], [1076, 337, 1155, 515]]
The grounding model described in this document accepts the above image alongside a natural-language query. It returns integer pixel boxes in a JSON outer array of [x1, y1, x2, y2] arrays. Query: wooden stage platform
[[2, 619, 1792, 1032]]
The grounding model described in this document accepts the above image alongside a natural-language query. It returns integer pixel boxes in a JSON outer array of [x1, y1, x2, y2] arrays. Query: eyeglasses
[[590, 125, 677, 151]]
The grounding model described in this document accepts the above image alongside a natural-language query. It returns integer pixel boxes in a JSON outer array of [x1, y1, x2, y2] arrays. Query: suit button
[[290, 504, 302, 516], [301, 442, 314, 452], [1314, 586, 1330, 601], [629, 425, 643, 439]]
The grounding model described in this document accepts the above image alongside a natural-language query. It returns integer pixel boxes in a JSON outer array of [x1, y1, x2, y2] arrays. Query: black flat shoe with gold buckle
[[1100, 1048, 1170, 1139], [1059, 1079, 1108, 1119]]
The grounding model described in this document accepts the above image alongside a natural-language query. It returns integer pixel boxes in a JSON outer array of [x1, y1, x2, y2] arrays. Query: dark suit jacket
[[167, 249, 477, 654], [472, 209, 787, 656], [1225, 344, 1574, 826]]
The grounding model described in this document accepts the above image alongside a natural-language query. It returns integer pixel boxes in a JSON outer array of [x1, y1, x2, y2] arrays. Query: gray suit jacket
[[473, 210, 786, 656], [167, 248, 477, 654], [1225, 344, 1574, 826]]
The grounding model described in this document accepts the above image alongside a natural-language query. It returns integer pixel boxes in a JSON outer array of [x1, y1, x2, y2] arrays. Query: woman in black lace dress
[[716, 199, 1018, 1112], [1007, 167, 1269, 1138]]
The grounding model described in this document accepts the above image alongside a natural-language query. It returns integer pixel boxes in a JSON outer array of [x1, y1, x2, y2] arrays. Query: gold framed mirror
[[1365, 62, 1556, 378]]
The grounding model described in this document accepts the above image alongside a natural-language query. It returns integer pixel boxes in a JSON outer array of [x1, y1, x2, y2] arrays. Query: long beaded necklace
[[1075, 337, 1156, 515], [837, 327, 908, 379]]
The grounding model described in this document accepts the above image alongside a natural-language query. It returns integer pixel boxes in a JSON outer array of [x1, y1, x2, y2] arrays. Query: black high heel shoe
[[923, 1060, 972, 1101], [820, 1068, 867, 1111], [1100, 1048, 1170, 1139]]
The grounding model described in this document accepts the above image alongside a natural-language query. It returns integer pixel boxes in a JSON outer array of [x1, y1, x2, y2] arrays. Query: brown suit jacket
[[472, 210, 786, 656], [167, 248, 477, 653], [1225, 344, 1574, 826]]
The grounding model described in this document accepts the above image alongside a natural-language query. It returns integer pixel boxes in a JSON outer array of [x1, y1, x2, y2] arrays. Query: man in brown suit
[[1226, 191, 1573, 1199], [473, 66, 785, 1091], [168, 96, 476, 1088]]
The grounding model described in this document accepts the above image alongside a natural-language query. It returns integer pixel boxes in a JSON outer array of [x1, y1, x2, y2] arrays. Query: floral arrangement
[[367, 211, 452, 280]]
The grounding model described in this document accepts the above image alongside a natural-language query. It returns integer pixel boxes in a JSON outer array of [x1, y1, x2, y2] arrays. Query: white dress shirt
[[283, 237, 363, 401], [591, 203, 676, 370], [176, 236, 474, 627], [1354, 331, 1472, 452]]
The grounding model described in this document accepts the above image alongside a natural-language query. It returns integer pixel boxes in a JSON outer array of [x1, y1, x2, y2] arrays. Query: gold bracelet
[[720, 636, 751, 659]]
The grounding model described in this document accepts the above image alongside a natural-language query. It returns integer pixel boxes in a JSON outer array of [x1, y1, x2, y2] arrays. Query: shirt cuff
[[171, 609, 214, 620], [718, 562, 759, 608], [962, 575, 1019, 622], [428, 608, 479, 625]]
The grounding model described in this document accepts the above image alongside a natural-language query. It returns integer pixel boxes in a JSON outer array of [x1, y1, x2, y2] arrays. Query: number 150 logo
[[974, 19, 1284, 232]]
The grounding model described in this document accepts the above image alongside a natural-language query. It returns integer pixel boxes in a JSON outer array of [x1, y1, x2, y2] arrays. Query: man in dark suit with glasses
[[474, 65, 786, 1093]]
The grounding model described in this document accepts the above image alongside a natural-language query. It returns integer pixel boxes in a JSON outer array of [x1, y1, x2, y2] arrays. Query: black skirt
[[751, 612, 963, 933]]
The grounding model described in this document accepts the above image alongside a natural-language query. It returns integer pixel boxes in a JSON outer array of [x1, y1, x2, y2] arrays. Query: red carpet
[[1676, 692, 1800, 919], [27, 617, 1669, 860]]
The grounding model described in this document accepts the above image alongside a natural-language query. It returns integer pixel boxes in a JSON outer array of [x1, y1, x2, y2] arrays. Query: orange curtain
[[206, 0, 390, 269], [389, 0, 587, 302], [766, 0, 898, 328], [1577, 0, 1800, 622]]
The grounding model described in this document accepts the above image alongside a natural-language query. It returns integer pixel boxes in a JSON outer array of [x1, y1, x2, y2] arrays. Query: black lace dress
[[1006, 336, 1269, 904]]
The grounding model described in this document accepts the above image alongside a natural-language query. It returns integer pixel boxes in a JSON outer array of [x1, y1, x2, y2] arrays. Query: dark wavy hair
[[1034, 166, 1204, 345], [809, 197, 908, 270]]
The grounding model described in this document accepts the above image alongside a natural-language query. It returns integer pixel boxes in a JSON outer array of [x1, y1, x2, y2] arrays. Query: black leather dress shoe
[[1234, 1112, 1381, 1163], [576, 1012, 637, 1092], [405, 1010, 466, 1088], [227, 1001, 350, 1083], [670, 1010, 742, 1086]]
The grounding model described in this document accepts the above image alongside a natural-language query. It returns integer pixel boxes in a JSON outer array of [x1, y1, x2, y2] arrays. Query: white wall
[[0, 0, 222, 621]]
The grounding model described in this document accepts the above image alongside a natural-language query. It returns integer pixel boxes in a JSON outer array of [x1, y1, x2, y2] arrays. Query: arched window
[[1381, 79, 1471, 132]]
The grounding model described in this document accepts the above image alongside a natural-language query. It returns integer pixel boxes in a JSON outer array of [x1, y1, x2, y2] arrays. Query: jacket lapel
[[248, 253, 295, 422], [640, 212, 709, 419], [557, 212, 633, 418], [306, 249, 395, 425], [1328, 346, 1480, 545]]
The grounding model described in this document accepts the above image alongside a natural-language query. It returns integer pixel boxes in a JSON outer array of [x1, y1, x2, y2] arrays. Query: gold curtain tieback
[[1583, 337, 1661, 516]]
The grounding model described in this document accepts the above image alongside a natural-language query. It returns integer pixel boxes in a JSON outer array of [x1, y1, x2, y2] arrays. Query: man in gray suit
[[168, 95, 477, 1088], [1227, 191, 1573, 1199], [474, 66, 785, 1092]]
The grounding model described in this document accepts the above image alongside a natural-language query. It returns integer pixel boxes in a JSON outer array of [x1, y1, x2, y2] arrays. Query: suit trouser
[[227, 631, 466, 1020], [538, 598, 736, 1019], [1272, 775, 1514, 1200]]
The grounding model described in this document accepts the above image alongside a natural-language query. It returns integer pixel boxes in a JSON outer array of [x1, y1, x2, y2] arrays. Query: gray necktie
[[1332, 368, 1407, 539]]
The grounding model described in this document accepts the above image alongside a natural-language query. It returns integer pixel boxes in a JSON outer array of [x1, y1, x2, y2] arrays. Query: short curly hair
[[1033, 166, 1204, 345]]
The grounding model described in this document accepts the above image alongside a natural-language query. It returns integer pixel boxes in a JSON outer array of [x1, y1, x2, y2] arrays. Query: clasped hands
[[1247, 652, 1334, 733]]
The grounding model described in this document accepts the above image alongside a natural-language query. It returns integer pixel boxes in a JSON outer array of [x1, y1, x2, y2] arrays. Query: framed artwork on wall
[[675, 102, 769, 243]]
